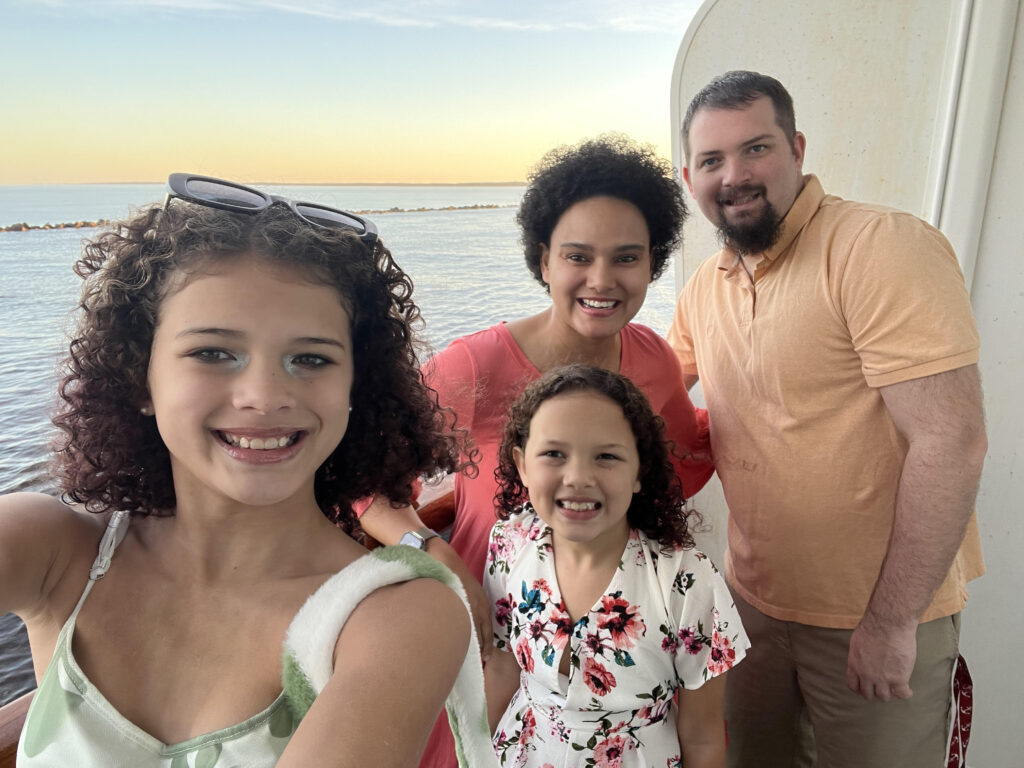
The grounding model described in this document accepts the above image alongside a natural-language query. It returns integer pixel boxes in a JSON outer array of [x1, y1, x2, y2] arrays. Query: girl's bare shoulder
[[0, 491, 104, 541], [0, 492, 107, 619]]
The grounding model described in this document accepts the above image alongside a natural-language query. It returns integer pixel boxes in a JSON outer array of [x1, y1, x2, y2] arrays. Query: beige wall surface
[[959, 4, 1024, 766], [670, 1, 1022, 765]]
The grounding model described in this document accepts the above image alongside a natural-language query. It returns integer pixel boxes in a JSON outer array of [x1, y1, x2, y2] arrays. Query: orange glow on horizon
[[1, 99, 672, 185]]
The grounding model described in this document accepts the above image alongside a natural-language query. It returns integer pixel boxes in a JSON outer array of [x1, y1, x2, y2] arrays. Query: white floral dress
[[484, 506, 748, 768]]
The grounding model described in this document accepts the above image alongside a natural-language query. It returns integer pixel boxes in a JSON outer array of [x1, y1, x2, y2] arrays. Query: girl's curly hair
[[517, 133, 687, 289], [494, 364, 694, 550], [52, 200, 465, 535]]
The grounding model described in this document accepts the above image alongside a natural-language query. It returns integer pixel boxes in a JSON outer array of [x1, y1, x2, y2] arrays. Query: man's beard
[[715, 190, 783, 256]]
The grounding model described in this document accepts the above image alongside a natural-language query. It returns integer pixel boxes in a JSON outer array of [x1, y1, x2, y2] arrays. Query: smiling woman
[[0, 179, 497, 767]]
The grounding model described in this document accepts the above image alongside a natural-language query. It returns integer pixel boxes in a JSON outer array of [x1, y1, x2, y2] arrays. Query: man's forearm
[[866, 365, 987, 625], [846, 365, 985, 700], [863, 431, 985, 627]]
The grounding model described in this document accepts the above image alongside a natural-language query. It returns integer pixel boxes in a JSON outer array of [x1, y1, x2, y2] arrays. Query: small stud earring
[[140, 406, 153, 416]]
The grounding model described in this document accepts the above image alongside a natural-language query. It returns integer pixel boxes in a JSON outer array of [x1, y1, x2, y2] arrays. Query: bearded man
[[668, 70, 987, 768]]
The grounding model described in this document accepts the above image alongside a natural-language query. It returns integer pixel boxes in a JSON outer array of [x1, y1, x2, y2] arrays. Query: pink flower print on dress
[[496, 530, 514, 559], [585, 631, 610, 657], [550, 604, 573, 649], [633, 544, 647, 566], [707, 629, 737, 675], [534, 577, 554, 599], [679, 626, 705, 655], [519, 707, 537, 742], [516, 637, 535, 673], [592, 734, 630, 767], [597, 593, 646, 649], [661, 633, 679, 653], [528, 618, 550, 644], [495, 593, 515, 627], [582, 656, 617, 696]]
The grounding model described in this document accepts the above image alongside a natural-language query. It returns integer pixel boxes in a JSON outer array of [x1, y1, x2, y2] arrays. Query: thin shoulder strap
[[67, 510, 130, 620], [88, 510, 130, 581]]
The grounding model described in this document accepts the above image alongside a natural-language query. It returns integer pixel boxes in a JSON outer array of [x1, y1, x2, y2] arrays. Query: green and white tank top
[[18, 510, 297, 766], [18, 511, 498, 768]]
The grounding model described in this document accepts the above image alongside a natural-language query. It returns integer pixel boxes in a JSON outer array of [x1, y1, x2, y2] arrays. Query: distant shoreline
[[0, 203, 517, 232]]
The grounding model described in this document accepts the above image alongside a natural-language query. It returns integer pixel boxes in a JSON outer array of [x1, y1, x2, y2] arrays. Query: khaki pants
[[725, 590, 959, 768]]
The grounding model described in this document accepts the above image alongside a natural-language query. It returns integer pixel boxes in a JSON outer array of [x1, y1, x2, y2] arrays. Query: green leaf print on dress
[[21, 658, 85, 757], [268, 700, 296, 739], [169, 742, 221, 768]]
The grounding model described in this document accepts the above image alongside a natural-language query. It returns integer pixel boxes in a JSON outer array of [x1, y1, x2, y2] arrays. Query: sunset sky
[[1, 0, 702, 184]]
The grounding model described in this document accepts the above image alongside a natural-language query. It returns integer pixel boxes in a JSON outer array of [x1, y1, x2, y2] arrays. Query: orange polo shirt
[[668, 175, 984, 628]]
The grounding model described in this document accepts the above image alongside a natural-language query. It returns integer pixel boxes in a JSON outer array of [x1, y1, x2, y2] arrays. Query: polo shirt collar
[[715, 174, 824, 271]]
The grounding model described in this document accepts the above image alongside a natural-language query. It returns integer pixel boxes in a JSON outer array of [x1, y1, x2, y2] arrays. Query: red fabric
[[946, 654, 973, 768]]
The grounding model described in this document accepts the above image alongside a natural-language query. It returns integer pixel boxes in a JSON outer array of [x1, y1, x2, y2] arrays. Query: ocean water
[[0, 184, 682, 707]]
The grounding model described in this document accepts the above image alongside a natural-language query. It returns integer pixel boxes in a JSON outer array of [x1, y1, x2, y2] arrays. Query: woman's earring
[[140, 405, 153, 416]]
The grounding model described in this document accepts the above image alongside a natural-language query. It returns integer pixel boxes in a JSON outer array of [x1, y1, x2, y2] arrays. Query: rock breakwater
[[1, 203, 514, 233], [1, 220, 111, 232]]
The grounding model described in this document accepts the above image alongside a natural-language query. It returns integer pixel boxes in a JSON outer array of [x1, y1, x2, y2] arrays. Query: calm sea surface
[[0, 184, 681, 707]]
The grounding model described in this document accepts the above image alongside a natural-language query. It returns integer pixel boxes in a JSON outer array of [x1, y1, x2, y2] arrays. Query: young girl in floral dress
[[483, 365, 748, 768]]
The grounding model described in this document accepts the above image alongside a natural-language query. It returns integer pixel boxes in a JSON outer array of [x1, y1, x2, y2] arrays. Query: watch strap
[[399, 526, 439, 549]]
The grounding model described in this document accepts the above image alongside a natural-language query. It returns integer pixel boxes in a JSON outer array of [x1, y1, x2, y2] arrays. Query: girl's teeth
[[225, 433, 296, 450], [560, 501, 598, 511], [582, 299, 616, 309]]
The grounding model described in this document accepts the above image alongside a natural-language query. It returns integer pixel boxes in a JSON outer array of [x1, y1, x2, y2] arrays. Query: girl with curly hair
[[483, 364, 748, 768], [0, 175, 497, 768], [359, 135, 716, 768]]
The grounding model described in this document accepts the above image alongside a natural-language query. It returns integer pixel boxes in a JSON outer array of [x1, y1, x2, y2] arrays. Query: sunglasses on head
[[164, 173, 378, 246]]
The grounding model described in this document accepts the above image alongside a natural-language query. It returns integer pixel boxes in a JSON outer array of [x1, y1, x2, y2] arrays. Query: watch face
[[399, 531, 425, 550]]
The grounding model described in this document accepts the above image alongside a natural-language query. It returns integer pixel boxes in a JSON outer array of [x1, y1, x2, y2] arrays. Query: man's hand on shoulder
[[845, 611, 916, 701]]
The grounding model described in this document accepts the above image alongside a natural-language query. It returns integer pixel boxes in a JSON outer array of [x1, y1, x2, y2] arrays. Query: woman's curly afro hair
[[52, 200, 465, 535], [517, 133, 687, 289], [494, 364, 695, 551]]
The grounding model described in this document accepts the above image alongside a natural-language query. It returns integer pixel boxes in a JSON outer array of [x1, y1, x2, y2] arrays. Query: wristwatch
[[398, 527, 440, 550]]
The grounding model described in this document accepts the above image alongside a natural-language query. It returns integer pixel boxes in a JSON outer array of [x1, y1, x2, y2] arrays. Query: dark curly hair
[[52, 200, 465, 535], [517, 134, 687, 289], [494, 364, 694, 550]]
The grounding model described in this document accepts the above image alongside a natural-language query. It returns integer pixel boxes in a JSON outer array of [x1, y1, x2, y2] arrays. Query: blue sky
[[0, 0, 702, 183]]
